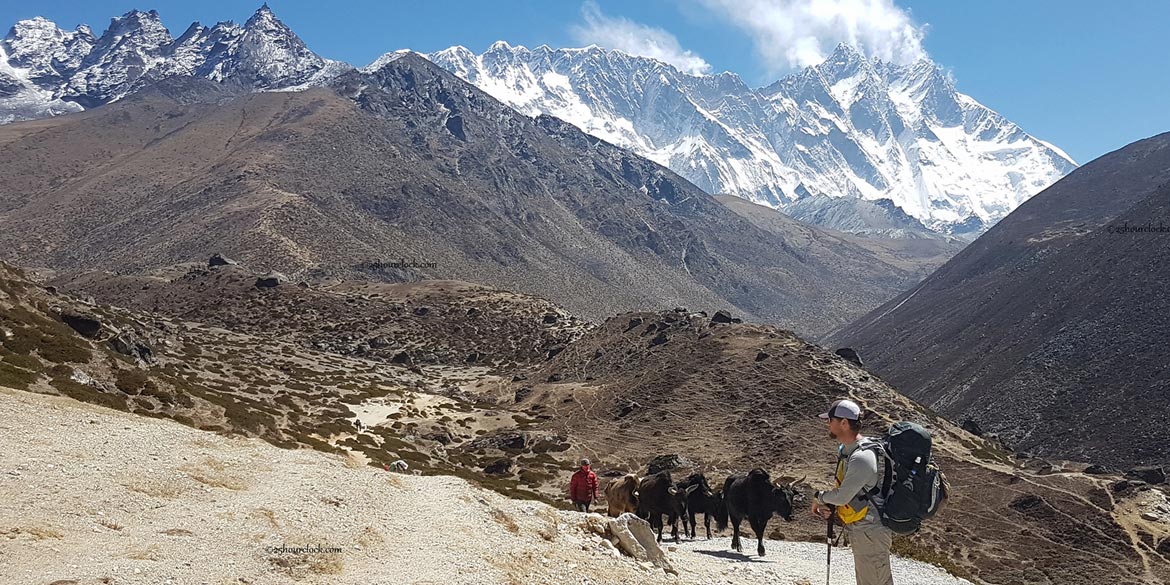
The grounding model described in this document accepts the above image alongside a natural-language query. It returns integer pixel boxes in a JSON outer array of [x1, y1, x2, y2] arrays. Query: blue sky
[[6, 0, 1168, 164]]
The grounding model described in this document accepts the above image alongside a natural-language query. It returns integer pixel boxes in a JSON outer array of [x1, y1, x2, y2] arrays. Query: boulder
[[542, 313, 559, 324], [606, 513, 675, 574], [649, 331, 668, 346], [617, 401, 640, 418], [1083, 464, 1110, 475], [483, 458, 513, 475], [625, 317, 644, 332], [60, 310, 105, 339], [545, 345, 565, 360], [1127, 466, 1166, 485], [465, 307, 482, 318], [413, 306, 430, 316], [208, 253, 238, 267], [711, 310, 735, 324], [254, 272, 287, 288], [108, 330, 154, 364], [368, 336, 392, 349], [834, 347, 864, 368], [514, 387, 532, 403], [646, 454, 688, 476], [961, 419, 985, 437], [755, 351, 770, 362]]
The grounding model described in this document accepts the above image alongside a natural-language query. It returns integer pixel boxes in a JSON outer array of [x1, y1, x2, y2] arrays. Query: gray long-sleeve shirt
[[818, 438, 881, 508]]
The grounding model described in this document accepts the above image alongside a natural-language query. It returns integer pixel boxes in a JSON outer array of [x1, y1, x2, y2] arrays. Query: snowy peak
[[65, 9, 174, 105], [429, 41, 1076, 234], [2, 17, 95, 86], [227, 4, 331, 88], [0, 4, 351, 111]]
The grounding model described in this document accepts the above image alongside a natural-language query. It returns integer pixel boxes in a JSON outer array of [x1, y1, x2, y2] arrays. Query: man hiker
[[569, 458, 600, 513], [810, 399, 893, 585]]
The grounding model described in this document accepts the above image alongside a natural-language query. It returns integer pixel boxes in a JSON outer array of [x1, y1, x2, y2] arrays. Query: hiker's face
[[827, 417, 846, 440]]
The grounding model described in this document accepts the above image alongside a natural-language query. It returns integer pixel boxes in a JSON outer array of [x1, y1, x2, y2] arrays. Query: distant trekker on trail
[[811, 399, 893, 585], [569, 458, 600, 513]]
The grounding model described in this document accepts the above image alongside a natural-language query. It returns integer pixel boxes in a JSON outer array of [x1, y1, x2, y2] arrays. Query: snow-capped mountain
[[0, 4, 349, 118], [1, 5, 1076, 234], [425, 42, 1077, 233]]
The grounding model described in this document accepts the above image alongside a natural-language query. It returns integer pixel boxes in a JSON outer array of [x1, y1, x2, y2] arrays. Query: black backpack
[[861, 421, 949, 535]]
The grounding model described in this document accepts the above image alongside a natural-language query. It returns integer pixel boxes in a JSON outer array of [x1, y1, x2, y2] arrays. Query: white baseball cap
[[819, 399, 861, 421]]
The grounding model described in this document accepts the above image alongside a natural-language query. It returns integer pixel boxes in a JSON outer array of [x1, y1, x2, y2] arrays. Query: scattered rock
[[649, 331, 668, 346], [754, 351, 770, 362], [547, 373, 562, 382], [542, 313, 559, 324], [413, 307, 431, 316], [834, 347, 864, 367], [465, 307, 481, 318], [511, 374, 528, 382], [1140, 512, 1161, 522], [368, 336, 392, 349], [624, 318, 644, 332], [390, 352, 412, 365], [59, 310, 105, 339], [545, 345, 565, 360], [1084, 464, 1110, 475], [108, 330, 154, 364], [208, 253, 238, 267], [254, 272, 287, 288], [465, 351, 486, 364]]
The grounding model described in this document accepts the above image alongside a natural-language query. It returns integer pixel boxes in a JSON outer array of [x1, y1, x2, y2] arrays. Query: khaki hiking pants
[[846, 519, 893, 585]]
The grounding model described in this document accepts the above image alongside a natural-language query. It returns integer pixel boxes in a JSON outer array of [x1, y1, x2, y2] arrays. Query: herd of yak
[[602, 467, 804, 557]]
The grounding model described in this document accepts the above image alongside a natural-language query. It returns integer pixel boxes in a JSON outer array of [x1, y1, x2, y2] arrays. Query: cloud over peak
[[700, 0, 928, 74], [569, 1, 713, 76]]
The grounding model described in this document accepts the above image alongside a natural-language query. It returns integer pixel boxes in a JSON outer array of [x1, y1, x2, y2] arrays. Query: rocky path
[[0, 386, 970, 585]]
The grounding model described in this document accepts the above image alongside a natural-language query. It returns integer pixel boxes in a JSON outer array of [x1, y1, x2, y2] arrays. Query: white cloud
[[698, 0, 927, 74], [569, 1, 712, 76]]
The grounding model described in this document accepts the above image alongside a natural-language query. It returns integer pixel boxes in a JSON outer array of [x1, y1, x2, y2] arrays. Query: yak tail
[[714, 498, 729, 532]]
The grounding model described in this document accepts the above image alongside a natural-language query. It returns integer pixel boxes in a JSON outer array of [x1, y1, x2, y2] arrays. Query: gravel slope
[[0, 386, 970, 584]]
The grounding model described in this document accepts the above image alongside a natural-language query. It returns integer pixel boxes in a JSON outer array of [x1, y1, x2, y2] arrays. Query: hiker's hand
[[811, 500, 831, 520]]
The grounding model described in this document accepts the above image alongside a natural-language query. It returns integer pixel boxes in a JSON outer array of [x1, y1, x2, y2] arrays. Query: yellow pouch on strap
[[834, 456, 870, 524]]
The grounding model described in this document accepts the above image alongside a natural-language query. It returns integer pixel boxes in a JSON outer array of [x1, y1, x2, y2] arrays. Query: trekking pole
[[825, 504, 835, 585]]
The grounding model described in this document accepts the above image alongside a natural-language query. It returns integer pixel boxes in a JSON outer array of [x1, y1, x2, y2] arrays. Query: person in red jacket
[[569, 458, 600, 512]]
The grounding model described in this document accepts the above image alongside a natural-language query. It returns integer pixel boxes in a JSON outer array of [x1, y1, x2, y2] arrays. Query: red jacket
[[570, 467, 599, 502]]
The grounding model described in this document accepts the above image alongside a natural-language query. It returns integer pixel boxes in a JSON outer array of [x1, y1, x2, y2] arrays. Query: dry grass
[[23, 526, 65, 538], [99, 518, 124, 531], [160, 528, 194, 537], [126, 544, 161, 560], [535, 507, 559, 541], [490, 508, 520, 534], [252, 508, 280, 529], [125, 478, 187, 498], [180, 457, 249, 491]]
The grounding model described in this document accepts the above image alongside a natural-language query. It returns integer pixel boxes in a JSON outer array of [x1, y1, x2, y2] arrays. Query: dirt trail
[[0, 386, 973, 585]]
